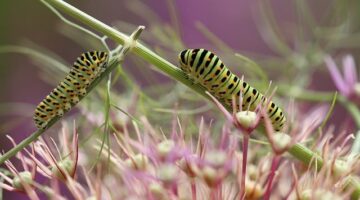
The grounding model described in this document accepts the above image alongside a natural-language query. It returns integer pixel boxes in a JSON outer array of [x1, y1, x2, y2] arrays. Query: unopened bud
[[178, 156, 199, 177], [157, 140, 175, 158], [301, 189, 342, 200], [235, 111, 257, 129], [204, 150, 227, 168], [157, 164, 178, 184], [124, 154, 149, 170], [245, 179, 264, 199], [12, 171, 33, 190], [149, 182, 167, 200], [333, 159, 351, 178], [51, 158, 75, 181], [272, 132, 291, 149], [202, 166, 217, 187]]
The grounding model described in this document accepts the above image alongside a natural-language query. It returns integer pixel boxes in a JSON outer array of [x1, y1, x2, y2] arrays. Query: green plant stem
[[288, 143, 323, 170]]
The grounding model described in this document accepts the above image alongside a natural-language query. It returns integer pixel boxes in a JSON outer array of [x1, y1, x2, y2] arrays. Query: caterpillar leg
[[34, 109, 53, 129]]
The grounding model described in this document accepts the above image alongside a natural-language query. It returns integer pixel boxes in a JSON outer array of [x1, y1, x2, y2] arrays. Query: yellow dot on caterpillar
[[235, 111, 257, 129]]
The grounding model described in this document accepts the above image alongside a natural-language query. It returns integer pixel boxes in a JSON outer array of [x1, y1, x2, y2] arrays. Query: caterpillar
[[178, 48, 286, 131], [34, 51, 109, 129]]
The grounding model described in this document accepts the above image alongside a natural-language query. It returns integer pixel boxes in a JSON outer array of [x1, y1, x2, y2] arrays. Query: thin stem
[[319, 92, 338, 131], [191, 179, 196, 200], [240, 134, 249, 200], [40, 0, 106, 47], [264, 156, 280, 200]]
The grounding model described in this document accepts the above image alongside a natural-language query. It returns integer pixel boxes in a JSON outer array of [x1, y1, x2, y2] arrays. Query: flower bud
[[272, 132, 291, 149], [124, 154, 149, 171], [178, 155, 199, 178], [149, 182, 167, 200], [235, 111, 257, 129], [51, 158, 75, 181], [245, 179, 264, 200], [300, 189, 342, 200], [204, 150, 227, 168], [247, 165, 258, 181], [157, 164, 178, 185], [157, 140, 175, 159], [12, 171, 33, 190], [332, 159, 351, 178], [202, 166, 217, 187]]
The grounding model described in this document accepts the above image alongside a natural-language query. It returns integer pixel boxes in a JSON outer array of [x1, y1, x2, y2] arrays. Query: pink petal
[[343, 55, 358, 87], [205, 91, 233, 122], [324, 56, 350, 96]]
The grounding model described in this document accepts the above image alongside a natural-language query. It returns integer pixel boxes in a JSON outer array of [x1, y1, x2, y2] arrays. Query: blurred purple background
[[1, 0, 298, 132], [0, 0, 338, 198]]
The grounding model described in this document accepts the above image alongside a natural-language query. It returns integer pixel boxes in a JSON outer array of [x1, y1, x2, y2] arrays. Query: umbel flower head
[[28, 123, 79, 182], [0, 123, 86, 199], [325, 54, 360, 104], [0, 136, 38, 199]]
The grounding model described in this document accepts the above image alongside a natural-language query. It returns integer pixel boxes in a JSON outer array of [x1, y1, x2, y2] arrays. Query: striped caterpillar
[[179, 48, 285, 131], [34, 51, 108, 129]]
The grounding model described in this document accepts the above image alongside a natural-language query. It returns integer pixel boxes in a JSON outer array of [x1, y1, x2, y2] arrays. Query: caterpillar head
[[178, 49, 191, 74], [98, 51, 109, 69]]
